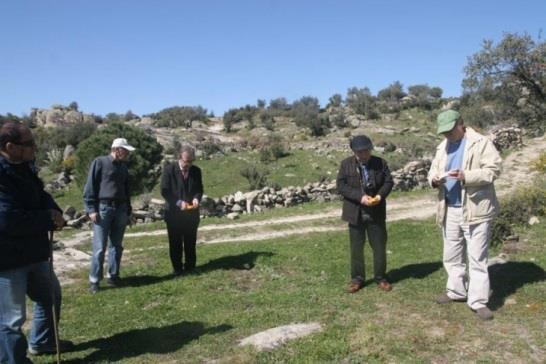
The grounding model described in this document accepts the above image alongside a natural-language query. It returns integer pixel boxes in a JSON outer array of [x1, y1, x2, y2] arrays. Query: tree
[[291, 96, 328, 136], [346, 87, 379, 119], [149, 106, 208, 128], [377, 81, 406, 103], [462, 32, 546, 131], [74, 123, 163, 195], [327, 94, 343, 108], [68, 101, 79, 111], [430, 87, 443, 99]]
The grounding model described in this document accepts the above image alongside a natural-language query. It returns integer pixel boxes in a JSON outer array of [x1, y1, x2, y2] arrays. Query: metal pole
[[49, 230, 61, 364]]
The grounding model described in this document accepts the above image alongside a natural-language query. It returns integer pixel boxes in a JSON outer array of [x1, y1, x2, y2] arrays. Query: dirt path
[[53, 135, 545, 284]]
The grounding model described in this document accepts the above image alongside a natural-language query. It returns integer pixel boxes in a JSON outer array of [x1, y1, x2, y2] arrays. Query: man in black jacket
[[0, 122, 72, 363], [161, 146, 203, 276], [337, 135, 394, 293]]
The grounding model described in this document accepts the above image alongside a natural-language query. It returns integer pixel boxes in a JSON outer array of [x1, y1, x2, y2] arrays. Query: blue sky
[[1, 0, 544, 117]]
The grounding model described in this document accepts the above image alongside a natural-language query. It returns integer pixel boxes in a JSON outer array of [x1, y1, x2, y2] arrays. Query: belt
[[99, 200, 127, 208]]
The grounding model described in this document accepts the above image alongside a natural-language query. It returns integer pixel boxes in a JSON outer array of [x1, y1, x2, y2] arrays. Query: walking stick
[[49, 230, 61, 364]]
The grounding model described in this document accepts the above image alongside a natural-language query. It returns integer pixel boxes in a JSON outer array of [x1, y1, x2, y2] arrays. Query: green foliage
[[346, 86, 379, 119], [377, 81, 406, 103], [73, 123, 163, 196], [222, 105, 259, 132], [327, 93, 343, 108], [531, 152, 546, 173], [149, 106, 208, 128], [45, 148, 64, 173], [68, 101, 79, 111], [32, 122, 97, 167], [259, 134, 287, 163], [291, 96, 328, 136], [491, 176, 546, 246], [240, 165, 269, 190], [462, 32, 546, 133]]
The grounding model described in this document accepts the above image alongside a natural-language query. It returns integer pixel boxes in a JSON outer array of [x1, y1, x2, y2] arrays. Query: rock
[[149, 198, 165, 207], [63, 145, 76, 160], [226, 212, 240, 220], [231, 204, 243, 213], [528, 216, 540, 225], [234, 191, 245, 203], [239, 323, 322, 351]]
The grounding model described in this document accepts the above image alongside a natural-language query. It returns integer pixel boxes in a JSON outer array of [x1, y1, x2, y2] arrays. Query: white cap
[[111, 138, 135, 151]]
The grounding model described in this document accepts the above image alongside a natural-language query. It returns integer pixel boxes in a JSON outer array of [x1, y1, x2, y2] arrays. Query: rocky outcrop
[[31, 105, 95, 127]]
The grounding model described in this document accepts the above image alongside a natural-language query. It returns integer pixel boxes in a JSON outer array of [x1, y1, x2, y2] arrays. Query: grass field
[[32, 218, 545, 363]]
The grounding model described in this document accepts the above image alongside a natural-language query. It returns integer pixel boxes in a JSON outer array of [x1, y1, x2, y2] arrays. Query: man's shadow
[[387, 261, 443, 284], [64, 321, 232, 363], [195, 251, 274, 274], [117, 251, 274, 287], [488, 261, 545, 310]]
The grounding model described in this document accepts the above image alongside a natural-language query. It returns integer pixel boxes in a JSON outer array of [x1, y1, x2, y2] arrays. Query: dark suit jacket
[[336, 155, 393, 225], [0, 157, 61, 271], [160, 162, 203, 221]]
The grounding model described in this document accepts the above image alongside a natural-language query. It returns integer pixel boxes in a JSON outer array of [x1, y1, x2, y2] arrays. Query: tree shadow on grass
[[195, 251, 274, 274], [488, 261, 545, 310], [64, 321, 233, 363], [387, 261, 443, 284]]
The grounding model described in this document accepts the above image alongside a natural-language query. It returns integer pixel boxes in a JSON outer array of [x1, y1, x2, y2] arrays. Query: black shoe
[[106, 277, 120, 287], [89, 282, 99, 294], [172, 270, 183, 278], [29, 339, 75, 355]]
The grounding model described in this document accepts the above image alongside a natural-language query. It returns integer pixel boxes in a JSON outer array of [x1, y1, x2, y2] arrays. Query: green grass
[[33, 218, 545, 363]]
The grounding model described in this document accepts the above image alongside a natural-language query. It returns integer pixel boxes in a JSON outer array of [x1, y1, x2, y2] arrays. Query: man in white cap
[[83, 138, 135, 294], [428, 110, 501, 320]]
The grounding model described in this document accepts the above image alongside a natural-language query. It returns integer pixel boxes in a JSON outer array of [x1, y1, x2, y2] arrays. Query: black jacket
[[160, 162, 203, 219], [0, 156, 60, 271], [336, 155, 393, 225]]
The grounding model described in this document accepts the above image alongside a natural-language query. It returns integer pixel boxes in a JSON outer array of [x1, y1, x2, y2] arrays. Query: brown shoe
[[377, 281, 392, 292], [348, 282, 363, 293]]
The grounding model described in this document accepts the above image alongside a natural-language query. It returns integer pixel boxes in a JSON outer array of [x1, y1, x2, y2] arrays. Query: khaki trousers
[[442, 206, 491, 309]]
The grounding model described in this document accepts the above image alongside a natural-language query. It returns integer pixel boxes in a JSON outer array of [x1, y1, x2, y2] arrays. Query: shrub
[[45, 148, 64, 174], [240, 165, 269, 190], [531, 152, 546, 173], [259, 134, 287, 163], [74, 123, 163, 196], [491, 176, 546, 246]]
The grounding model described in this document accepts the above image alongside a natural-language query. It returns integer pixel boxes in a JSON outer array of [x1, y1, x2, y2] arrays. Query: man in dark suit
[[160, 146, 203, 276], [336, 135, 394, 293]]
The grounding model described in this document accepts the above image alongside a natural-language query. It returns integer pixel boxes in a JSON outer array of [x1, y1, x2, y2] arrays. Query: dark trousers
[[165, 211, 200, 273], [348, 217, 388, 284]]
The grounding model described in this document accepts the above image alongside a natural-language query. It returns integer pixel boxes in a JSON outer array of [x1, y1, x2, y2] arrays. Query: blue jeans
[[89, 203, 128, 283], [0, 261, 61, 364]]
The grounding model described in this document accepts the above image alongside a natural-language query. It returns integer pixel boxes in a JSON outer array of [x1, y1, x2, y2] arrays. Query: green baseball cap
[[436, 110, 460, 134]]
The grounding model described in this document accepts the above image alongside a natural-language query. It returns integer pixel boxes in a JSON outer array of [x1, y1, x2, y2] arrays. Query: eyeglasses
[[13, 139, 36, 148]]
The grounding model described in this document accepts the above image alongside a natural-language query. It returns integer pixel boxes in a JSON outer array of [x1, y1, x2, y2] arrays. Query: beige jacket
[[428, 127, 502, 226]]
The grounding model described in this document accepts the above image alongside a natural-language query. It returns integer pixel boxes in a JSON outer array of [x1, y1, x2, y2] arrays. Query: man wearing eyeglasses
[[337, 135, 394, 294], [160, 145, 203, 277], [0, 122, 73, 363], [83, 137, 135, 294]]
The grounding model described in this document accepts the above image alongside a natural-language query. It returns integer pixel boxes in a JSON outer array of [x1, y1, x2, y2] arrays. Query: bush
[[530, 152, 546, 173], [45, 148, 64, 174], [74, 123, 163, 196], [259, 134, 287, 163], [240, 165, 269, 190], [491, 177, 546, 246]]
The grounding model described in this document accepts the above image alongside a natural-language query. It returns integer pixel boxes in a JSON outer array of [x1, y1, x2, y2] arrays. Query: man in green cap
[[428, 110, 502, 320]]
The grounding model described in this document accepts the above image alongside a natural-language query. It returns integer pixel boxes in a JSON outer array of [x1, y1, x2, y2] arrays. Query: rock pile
[[391, 159, 431, 192], [489, 126, 523, 151]]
